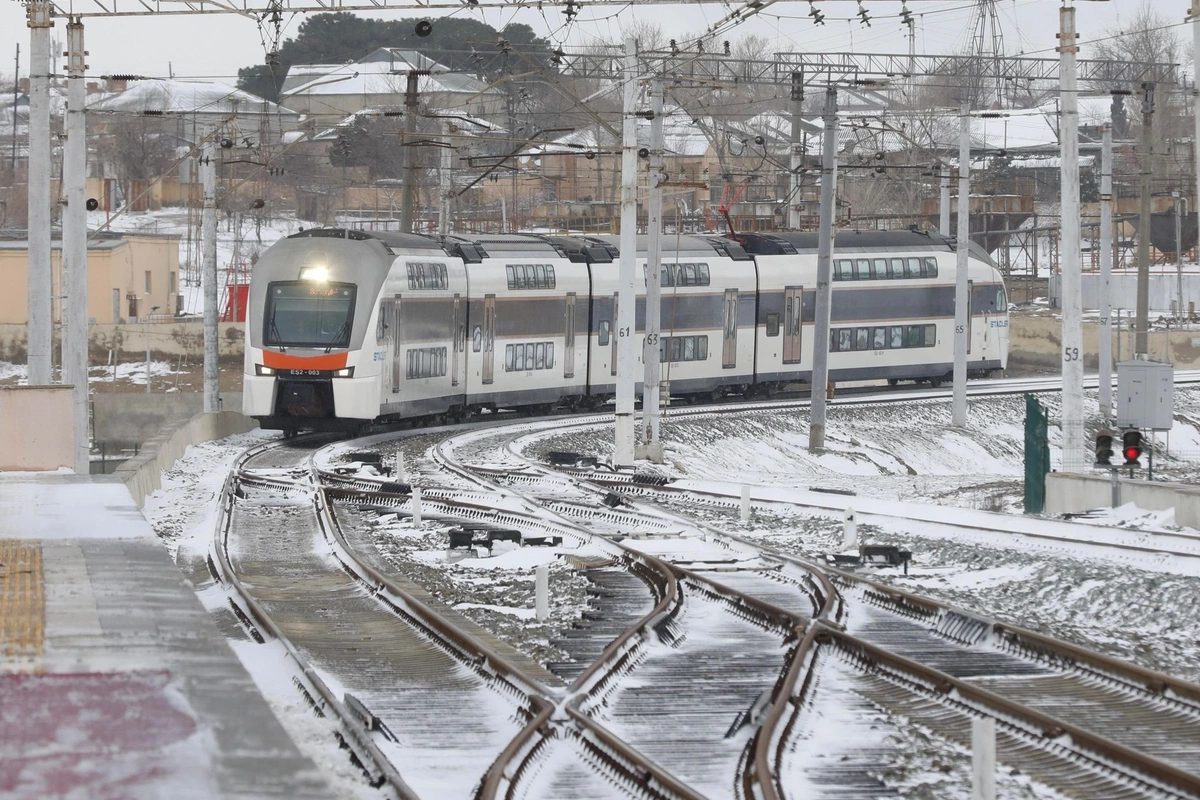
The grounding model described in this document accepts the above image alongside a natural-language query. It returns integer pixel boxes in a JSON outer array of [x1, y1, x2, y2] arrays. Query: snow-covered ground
[[140, 389, 1200, 798]]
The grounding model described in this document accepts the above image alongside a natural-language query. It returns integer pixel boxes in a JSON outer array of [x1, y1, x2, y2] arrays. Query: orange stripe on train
[[261, 351, 349, 370]]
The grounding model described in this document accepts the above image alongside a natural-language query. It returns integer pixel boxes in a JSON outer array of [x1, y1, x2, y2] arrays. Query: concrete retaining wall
[[0, 321, 245, 364], [1046, 471, 1200, 528], [94, 392, 243, 450], [1009, 315, 1199, 371], [117, 410, 258, 508], [0, 386, 75, 471]]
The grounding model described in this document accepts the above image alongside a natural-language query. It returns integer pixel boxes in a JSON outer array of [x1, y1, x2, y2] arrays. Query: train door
[[564, 292, 576, 379], [783, 286, 803, 364], [390, 296, 402, 393], [610, 293, 618, 377], [723, 289, 738, 368], [967, 279, 974, 354], [482, 294, 495, 385], [451, 293, 461, 387]]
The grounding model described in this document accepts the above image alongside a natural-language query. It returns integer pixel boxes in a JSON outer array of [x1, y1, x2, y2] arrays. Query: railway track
[[423, 416, 1200, 798]]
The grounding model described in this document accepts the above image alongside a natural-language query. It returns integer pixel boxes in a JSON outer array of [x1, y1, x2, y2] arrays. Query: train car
[[448, 234, 591, 412], [738, 230, 1008, 387], [244, 227, 1008, 433], [552, 234, 759, 402]]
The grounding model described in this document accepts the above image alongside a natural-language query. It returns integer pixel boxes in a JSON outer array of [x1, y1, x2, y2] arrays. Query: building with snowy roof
[[279, 49, 506, 122]]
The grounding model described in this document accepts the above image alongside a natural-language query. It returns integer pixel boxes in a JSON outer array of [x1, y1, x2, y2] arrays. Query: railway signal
[[1094, 431, 1114, 467], [1122, 430, 1144, 466]]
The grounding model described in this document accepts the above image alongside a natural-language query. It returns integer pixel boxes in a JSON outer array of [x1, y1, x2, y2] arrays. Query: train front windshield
[[264, 282, 357, 349]]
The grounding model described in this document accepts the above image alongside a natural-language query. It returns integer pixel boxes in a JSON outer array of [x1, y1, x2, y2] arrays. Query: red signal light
[[1121, 430, 1143, 466]]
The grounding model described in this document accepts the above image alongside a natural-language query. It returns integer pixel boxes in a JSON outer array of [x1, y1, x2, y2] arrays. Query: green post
[[1024, 394, 1050, 514]]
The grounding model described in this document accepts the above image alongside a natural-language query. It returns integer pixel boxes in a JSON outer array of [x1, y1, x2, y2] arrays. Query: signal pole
[[640, 78, 665, 463], [26, 0, 52, 386], [1060, 3, 1085, 472], [614, 37, 638, 467], [808, 86, 838, 452], [1099, 124, 1113, 419], [63, 17, 88, 473], [952, 107, 969, 428]]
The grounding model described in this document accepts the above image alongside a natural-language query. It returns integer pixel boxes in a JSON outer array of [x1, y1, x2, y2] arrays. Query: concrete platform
[[0, 473, 329, 799]]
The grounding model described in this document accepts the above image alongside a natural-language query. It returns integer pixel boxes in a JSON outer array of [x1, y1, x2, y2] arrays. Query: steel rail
[[211, 439, 421, 800]]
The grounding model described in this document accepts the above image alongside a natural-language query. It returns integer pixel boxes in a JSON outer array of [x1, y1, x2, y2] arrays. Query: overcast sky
[[0, 1, 1189, 87]]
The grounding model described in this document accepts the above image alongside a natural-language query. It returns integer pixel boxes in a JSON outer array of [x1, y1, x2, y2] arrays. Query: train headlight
[[300, 265, 328, 282], [332, 367, 354, 378], [255, 364, 275, 376]]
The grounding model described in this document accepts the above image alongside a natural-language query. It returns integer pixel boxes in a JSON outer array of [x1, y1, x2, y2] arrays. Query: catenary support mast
[[614, 38, 638, 467], [1099, 125, 1113, 419], [640, 78, 665, 463], [1059, 3, 1085, 472], [952, 107, 970, 428], [808, 87, 838, 452], [26, 0, 52, 386], [63, 17, 88, 473], [201, 139, 219, 413]]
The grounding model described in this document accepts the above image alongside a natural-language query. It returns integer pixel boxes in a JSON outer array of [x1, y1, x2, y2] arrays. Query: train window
[[535, 342, 546, 369], [505, 345, 515, 371], [697, 263, 710, 285], [906, 325, 924, 347], [670, 337, 683, 362], [873, 259, 888, 279], [856, 260, 871, 280], [535, 264, 546, 288], [658, 335, 708, 363], [547, 343, 554, 367], [514, 345, 526, 371], [872, 327, 887, 350], [855, 328, 869, 350], [924, 258, 939, 278], [405, 347, 447, 379], [838, 260, 854, 281], [698, 337, 707, 359], [406, 262, 448, 290], [890, 258, 905, 279], [505, 265, 515, 288], [906, 258, 922, 278], [766, 313, 780, 337], [838, 329, 853, 351], [889, 326, 904, 349], [525, 343, 535, 368], [681, 337, 694, 360], [994, 287, 1007, 311], [473, 325, 482, 352], [924, 324, 936, 346], [681, 264, 697, 286], [598, 320, 611, 346]]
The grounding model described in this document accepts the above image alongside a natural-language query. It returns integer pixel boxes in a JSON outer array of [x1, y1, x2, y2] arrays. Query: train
[[242, 228, 1009, 434]]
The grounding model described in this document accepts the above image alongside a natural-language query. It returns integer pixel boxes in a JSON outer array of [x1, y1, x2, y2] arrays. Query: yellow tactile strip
[[0, 540, 44, 661]]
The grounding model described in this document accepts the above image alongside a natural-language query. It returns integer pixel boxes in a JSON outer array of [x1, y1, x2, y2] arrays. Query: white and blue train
[[242, 228, 1009, 433]]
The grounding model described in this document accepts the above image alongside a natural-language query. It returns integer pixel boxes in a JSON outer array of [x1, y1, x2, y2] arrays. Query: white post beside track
[[411, 486, 422, 530], [740, 485, 751, 524], [843, 507, 857, 550], [535, 565, 549, 622], [971, 717, 996, 800]]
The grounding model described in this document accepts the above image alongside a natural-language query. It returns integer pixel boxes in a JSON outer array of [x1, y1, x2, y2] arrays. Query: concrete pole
[[144, 315, 151, 394], [439, 122, 452, 234], [1175, 192, 1184, 319], [201, 139, 219, 413], [26, 0, 53, 386], [789, 72, 804, 229], [1137, 82, 1154, 356], [411, 485, 422, 530], [640, 79, 664, 463], [740, 485, 751, 523], [953, 108, 970, 428], [1194, 2, 1200, 305], [63, 17, 88, 474], [939, 170, 951, 237], [401, 73, 419, 234], [1060, 4, 1085, 473], [842, 507, 857, 550], [614, 38, 638, 468], [1099, 125, 1114, 419], [808, 87, 838, 452]]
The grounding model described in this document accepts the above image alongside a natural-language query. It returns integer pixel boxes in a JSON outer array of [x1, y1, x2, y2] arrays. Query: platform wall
[[1045, 472, 1200, 528], [0, 386, 75, 471], [117, 410, 258, 508]]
